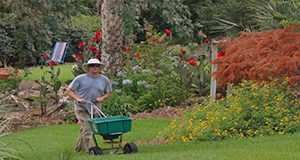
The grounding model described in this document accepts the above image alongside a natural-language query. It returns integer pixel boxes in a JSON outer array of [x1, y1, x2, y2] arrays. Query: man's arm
[[96, 93, 112, 102], [66, 87, 86, 104]]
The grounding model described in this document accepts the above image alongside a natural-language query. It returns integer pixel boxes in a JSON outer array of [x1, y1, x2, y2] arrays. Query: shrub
[[0, 78, 19, 93], [0, 69, 28, 93], [213, 25, 300, 88], [101, 92, 139, 116], [160, 80, 300, 142]]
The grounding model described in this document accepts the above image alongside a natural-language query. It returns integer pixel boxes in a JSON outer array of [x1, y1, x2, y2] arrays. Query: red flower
[[180, 47, 185, 54], [122, 46, 132, 52], [145, 35, 153, 39], [92, 36, 101, 43], [217, 50, 226, 58], [89, 45, 96, 52], [74, 54, 83, 60], [201, 31, 206, 35], [94, 49, 101, 58], [188, 58, 197, 66], [165, 29, 171, 36], [95, 31, 102, 36], [78, 42, 86, 49], [134, 52, 141, 58], [204, 38, 210, 44], [49, 61, 56, 66], [43, 54, 49, 59]]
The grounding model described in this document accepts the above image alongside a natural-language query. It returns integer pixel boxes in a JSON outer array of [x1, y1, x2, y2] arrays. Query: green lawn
[[1, 118, 300, 160], [24, 63, 75, 84]]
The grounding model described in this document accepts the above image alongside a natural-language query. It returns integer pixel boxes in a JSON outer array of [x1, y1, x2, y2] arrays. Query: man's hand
[[76, 98, 86, 104], [96, 97, 105, 102]]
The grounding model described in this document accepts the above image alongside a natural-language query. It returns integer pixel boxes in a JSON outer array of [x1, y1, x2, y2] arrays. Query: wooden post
[[210, 43, 218, 100]]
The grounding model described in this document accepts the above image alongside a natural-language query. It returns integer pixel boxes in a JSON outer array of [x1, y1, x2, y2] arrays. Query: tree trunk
[[99, 0, 124, 73]]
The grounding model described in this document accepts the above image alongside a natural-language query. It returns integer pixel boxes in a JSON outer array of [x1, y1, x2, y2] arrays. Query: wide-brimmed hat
[[82, 58, 105, 72]]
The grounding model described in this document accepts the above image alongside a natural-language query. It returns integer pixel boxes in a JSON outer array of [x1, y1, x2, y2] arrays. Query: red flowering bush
[[98, 22, 215, 115], [72, 31, 103, 76]]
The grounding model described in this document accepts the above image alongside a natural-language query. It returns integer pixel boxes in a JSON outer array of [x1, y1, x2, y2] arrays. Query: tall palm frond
[[250, 0, 300, 30], [205, 0, 258, 38]]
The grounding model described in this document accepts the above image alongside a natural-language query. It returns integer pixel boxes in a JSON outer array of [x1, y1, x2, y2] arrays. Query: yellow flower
[[189, 133, 193, 139], [247, 129, 251, 134], [189, 119, 193, 126], [281, 108, 287, 112], [222, 117, 227, 120], [279, 131, 284, 135], [236, 108, 242, 113], [240, 132, 244, 138], [283, 117, 288, 122], [271, 131, 275, 135], [181, 136, 187, 143]]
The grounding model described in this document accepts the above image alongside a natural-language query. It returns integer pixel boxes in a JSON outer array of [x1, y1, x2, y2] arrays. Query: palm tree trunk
[[99, 0, 124, 73]]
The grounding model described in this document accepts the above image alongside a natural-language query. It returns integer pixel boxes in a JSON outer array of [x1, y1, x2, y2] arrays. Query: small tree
[[212, 24, 300, 88]]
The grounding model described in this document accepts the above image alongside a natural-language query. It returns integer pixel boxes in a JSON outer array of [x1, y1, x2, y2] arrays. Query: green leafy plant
[[160, 80, 300, 142], [33, 66, 61, 115], [102, 92, 139, 116]]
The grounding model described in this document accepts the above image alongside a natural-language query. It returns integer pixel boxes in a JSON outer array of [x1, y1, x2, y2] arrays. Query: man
[[67, 58, 112, 153]]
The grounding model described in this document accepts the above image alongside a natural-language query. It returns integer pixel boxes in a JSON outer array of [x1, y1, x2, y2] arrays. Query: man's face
[[87, 64, 101, 73]]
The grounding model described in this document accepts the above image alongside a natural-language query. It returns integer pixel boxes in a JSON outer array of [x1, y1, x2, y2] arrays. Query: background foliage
[[1, 0, 299, 66]]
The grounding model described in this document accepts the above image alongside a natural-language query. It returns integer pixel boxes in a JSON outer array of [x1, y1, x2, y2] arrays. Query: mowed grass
[[23, 63, 75, 84], [1, 118, 300, 160]]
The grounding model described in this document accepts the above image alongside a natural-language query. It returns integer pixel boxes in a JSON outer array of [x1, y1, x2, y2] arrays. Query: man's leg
[[74, 110, 95, 152]]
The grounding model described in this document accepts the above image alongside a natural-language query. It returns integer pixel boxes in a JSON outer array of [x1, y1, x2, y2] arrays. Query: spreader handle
[[86, 101, 107, 118]]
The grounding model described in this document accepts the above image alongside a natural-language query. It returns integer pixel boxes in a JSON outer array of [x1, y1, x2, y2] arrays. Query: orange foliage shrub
[[212, 24, 300, 88]]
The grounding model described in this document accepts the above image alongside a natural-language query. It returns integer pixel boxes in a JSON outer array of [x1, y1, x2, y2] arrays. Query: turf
[[1, 118, 300, 160], [24, 63, 75, 84]]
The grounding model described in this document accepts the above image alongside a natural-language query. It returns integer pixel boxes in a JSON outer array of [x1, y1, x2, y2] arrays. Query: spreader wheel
[[89, 146, 103, 155], [123, 142, 138, 154]]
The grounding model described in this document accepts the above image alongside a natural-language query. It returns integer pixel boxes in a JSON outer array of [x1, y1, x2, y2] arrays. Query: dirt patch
[[131, 106, 186, 119]]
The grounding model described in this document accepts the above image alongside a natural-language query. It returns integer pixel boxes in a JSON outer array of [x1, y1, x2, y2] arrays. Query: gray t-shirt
[[69, 73, 112, 114]]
